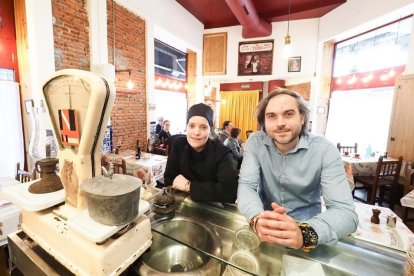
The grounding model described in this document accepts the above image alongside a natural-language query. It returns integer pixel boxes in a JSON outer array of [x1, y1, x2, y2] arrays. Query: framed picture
[[24, 99, 34, 114], [288, 56, 301, 72], [238, 40, 273, 76]]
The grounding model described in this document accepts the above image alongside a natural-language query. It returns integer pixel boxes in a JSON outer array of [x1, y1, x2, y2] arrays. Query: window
[[326, 17, 412, 154]]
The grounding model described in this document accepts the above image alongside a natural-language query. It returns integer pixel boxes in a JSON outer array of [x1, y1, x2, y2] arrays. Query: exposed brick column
[[107, 1, 147, 151], [52, 0, 90, 70]]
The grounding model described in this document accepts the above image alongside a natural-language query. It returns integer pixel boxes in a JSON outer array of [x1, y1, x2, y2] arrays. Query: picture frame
[[24, 99, 34, 114], [238, 40, 274, 76], [288, 56, 301, 72]]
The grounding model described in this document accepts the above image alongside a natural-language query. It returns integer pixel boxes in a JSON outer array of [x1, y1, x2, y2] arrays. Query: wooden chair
[[15, 163, 36, 183], [402, 162, 414, 223], [152, 145, 169, 156], [353, 156, 403, 209], [337, 142, 358, 154], [101, 157, 127, 175]]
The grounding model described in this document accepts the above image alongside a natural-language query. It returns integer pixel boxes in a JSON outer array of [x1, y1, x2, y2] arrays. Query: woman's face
[[186, 116, 210, 152]]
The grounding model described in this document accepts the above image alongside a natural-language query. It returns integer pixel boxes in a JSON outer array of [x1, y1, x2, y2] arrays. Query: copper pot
[[81, 174, 142, 226]]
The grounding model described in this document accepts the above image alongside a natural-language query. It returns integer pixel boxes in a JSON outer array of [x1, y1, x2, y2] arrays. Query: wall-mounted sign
[[238, 40, 273, 76]]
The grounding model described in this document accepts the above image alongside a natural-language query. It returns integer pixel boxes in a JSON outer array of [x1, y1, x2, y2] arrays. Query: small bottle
[[135, 140, 141, 159]]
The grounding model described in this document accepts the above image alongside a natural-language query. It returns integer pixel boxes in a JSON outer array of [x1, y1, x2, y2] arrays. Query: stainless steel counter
[[142, 193, 405, 275], [7, 191, 407, 275]]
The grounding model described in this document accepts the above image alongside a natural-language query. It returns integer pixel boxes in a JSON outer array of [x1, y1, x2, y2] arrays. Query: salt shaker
[[386, 214, 397, 228]]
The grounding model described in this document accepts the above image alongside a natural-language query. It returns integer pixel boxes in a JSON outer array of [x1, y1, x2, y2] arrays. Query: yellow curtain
[[219, 90, 259, 142]]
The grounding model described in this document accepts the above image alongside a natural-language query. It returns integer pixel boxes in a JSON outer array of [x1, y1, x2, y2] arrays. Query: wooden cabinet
[[203, 33, 227, 75], [387, 74, 414, 162]]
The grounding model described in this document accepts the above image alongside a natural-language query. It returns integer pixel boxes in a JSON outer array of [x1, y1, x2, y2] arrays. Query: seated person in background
[[164, 103, 238, 203], [224, 128, 243, 170], [218, 120, 233, 143], [158, 120, 172, 142], [238, 89, 358, 251], [155, 116, 164, 135]]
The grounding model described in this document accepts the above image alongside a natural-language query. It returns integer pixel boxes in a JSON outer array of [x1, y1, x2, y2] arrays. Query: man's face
[[264, 94, 304, 152]]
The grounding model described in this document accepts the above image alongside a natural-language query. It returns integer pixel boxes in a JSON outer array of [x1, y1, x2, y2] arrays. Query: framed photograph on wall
[[288, 56, 301, 72], [238, 40, 273, 76]]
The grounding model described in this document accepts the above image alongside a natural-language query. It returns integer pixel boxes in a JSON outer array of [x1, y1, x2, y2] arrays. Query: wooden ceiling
[[176, 0, 347, 29]]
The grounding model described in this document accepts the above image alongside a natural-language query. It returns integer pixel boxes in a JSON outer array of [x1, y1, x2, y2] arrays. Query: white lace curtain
[[0, 81, 24, 178]]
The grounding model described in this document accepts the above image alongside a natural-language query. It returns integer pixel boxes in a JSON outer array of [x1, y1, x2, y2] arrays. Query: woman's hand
[[172, 174, 190, 192], [255, 202, 303, 249]]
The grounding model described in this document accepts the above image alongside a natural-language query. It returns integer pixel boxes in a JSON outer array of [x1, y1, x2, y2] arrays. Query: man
[[238, 89, 357, 251], [218, 120, 233, 143], [155, 116, 164, 135]]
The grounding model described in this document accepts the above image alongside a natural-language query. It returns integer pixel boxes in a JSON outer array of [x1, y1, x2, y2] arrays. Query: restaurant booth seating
[[353, 156, 403, 210]]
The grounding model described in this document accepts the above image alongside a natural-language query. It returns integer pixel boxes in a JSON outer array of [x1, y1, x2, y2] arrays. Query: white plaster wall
[[116, 0, 203, 52], [204, 19, 319, 85], [25, 0, 55, 105], [321, 0, 414, 42]]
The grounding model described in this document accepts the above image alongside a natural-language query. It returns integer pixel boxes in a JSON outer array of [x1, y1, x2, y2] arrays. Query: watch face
[[43, 75, 92, 149]]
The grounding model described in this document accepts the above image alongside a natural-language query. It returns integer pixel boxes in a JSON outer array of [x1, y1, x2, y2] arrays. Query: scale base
[[21, 207, 152, 276]]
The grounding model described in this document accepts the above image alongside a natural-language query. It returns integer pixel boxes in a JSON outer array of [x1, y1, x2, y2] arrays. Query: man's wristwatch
[[298, 223, 318, 252], [249, 214, 260, 234]]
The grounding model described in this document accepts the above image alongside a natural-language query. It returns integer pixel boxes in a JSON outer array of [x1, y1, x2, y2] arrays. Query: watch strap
[[249, 214, 260, 234]]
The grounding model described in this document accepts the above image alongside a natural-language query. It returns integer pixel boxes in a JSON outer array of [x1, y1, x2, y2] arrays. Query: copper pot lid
[[81, 175, 142, 197]]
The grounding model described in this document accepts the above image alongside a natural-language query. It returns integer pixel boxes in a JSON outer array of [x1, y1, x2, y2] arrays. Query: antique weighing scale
[[2, 69, 152, 275]]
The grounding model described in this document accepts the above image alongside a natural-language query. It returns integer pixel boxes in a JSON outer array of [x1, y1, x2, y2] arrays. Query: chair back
[[403, 161, 413, 196], [15, 162, 36, 183], [337, 142, 358, 154], [369, 156, 403, 203], [152, 145, 169, 156], [101, 157, 127, 174]]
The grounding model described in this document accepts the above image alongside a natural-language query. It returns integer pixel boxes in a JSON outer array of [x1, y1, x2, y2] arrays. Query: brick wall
[[107, 1, 147, 150], [286, 82, 311, 100], [52, 0, 90, 70]]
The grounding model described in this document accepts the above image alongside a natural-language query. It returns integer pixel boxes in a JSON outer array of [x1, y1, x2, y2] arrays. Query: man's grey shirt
[[238, 131, 358, 245]]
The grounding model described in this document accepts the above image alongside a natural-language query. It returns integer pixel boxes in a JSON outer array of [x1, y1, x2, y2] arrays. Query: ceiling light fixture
[[283, 0, 292, 58]]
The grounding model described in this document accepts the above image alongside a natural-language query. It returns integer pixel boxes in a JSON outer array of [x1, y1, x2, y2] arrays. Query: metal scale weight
[[2, 69, 152, 275]]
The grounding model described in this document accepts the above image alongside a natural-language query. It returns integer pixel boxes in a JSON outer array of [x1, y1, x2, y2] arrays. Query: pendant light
[[283, 0, 292, 58]]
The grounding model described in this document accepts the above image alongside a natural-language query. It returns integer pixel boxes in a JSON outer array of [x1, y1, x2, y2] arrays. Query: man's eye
[[266, 114, 275, 119]]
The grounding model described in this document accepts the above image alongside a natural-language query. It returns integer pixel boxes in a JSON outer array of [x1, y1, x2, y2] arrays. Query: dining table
[[341, 155, 400, 191], [102, 149, 168, 186]]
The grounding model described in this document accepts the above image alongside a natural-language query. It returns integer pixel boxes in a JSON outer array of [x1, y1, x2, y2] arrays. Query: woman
[[158, 120, 171, 142], [164, 103, 238, 203], [224, 128, 243, 170]]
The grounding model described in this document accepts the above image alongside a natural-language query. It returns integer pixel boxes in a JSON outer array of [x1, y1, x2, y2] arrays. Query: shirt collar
[[263, 132, 310, 154]]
